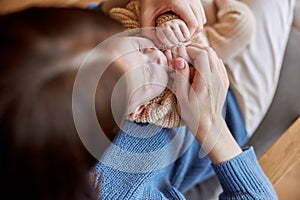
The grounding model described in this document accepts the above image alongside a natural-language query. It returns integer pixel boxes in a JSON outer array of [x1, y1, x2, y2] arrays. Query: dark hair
[[0, 7, 122, 199]]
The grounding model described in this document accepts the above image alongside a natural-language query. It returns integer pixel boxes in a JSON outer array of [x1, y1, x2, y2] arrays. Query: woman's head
[[0, 66, 95, 199], [0, 7, 122, 199]]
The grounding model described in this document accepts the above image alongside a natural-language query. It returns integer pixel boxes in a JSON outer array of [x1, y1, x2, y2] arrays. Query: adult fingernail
[[175, 59, 185, 70]]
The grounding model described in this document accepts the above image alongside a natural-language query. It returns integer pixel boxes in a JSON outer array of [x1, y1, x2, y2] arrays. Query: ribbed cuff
[[212, 147, 278, 199]]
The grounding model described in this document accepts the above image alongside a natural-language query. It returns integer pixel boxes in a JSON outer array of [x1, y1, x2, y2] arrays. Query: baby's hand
[[156, 19, 191, 48], [164, 44, 191, 69]]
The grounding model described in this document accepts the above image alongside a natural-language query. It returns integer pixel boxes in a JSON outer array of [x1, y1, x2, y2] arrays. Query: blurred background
[[0, 0, 102, 15]]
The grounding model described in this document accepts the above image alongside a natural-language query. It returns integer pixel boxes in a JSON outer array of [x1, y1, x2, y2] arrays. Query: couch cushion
[[248, 28, 300, 157]]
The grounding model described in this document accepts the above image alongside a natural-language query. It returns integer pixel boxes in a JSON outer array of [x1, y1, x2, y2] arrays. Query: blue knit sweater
[[94, 90, 277, 199]]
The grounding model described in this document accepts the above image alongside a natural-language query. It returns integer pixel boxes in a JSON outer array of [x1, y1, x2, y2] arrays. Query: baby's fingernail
[[175, 59, 185, 70]]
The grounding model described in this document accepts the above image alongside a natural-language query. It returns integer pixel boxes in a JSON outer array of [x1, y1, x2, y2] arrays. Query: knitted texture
[[133, 88, 182, 127], [109, 0, 140, 29], [156, 12, 179, 27], [110, 0, 179, 29]]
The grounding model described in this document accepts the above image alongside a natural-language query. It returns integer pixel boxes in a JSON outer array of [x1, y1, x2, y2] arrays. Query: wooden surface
[[275, 160, 300, 200], [259, 117, 300, 199]]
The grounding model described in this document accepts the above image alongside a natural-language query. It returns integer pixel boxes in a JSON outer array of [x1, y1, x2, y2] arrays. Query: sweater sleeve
[[212, 147, 278, 200], [93, 120, 277, 199], [203, 0, 256, 62]]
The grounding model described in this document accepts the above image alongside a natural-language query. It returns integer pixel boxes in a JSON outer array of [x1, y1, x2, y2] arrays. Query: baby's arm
[[203, 0, 256, 62]]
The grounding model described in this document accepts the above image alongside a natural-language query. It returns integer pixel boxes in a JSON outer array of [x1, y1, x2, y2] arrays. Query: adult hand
[[174, 46, 242, 163], [174, 46, 228, 139], [140, 0, 206, 41]]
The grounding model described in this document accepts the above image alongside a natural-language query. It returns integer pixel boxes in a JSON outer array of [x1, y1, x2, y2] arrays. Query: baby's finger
[[171, 24, 186, 42], [156, 28, 173, 47], [179, 22, 191, 41], [162, 27, 178, 45]]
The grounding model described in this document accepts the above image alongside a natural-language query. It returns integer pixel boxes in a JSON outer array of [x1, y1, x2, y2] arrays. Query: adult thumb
[[175, 58, 190, 101]]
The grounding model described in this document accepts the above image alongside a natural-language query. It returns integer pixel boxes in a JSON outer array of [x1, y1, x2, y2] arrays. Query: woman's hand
[[140, 0, 206, 41], [174, 46, 228, 136], [173, 46, 242, 163]]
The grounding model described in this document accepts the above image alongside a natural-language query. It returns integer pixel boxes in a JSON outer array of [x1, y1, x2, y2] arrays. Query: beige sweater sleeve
[[203, 0, 256, 62]]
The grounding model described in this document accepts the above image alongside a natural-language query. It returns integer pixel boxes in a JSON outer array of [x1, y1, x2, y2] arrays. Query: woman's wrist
[[195, 116, 242, 164]]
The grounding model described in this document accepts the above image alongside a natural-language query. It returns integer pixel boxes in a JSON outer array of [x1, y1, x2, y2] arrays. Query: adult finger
[[164, 49, 174, 69], [172, 5, 198, 37], [174, 58, 190, 101], [186, 46, 210, 78], [141, 5, 164, 44], [172, 45, 190, 63], [206, 47, 219, 73], [217, 58, 229, 86], [141, 7, 157, 28], [192, 2, 207, 34], [190, 6, 204, 36]]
